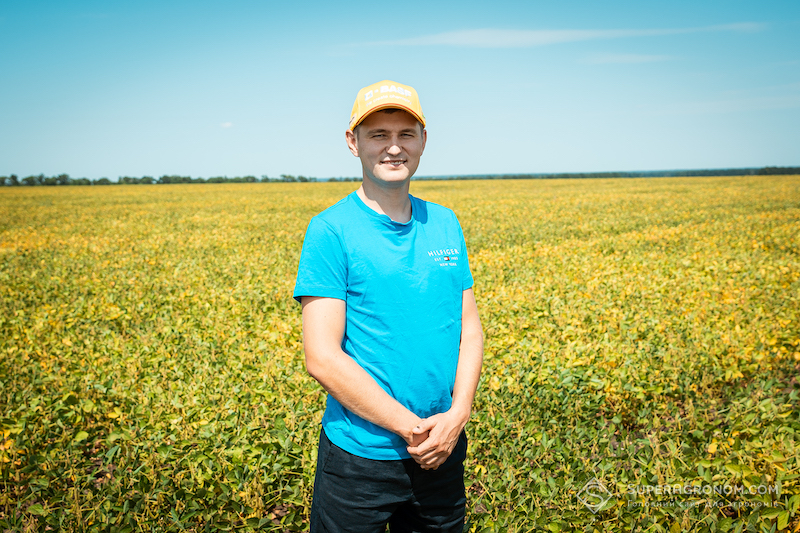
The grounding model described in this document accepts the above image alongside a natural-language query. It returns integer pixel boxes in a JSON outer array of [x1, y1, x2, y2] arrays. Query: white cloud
[[220, 122, 233, 128], [586, 53, 675, 64], [368, 23, 765, 48]]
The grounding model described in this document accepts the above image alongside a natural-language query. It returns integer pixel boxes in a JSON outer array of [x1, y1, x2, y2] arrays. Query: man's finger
[[421, 458, 442, 470], [412, 418, 437, 435], [408, 434, 438, 453]]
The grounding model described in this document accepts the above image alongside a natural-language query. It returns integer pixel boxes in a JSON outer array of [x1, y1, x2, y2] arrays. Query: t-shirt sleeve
[[293, 217, 347, 303]]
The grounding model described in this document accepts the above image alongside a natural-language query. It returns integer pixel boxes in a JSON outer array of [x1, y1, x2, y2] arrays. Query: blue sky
[[1, 0, 798, 180]]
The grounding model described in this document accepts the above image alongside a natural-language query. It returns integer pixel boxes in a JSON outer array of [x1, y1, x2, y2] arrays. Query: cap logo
[[380, 85, 412, 96], [364, 85, 413, 102]]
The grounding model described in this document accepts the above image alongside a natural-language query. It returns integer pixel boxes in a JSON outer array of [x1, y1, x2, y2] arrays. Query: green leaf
[[785, 494, 800, 514], [777, 511, 789, 530], [62, 393, 79, 406], [73, 431, 89, 442], [724, 463, 742, 476], [27, 503, 46, 516], [105, 444, 120, 459]]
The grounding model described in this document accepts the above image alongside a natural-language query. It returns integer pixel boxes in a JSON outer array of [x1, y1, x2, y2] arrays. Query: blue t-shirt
[[293, 191, 473, 460]]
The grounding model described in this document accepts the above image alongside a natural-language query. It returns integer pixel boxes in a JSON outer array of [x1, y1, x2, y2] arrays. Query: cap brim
[[350, 103, 425, 131]]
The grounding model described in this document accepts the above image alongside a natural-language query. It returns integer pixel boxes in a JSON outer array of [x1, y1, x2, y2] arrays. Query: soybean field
[[1, 176, 798, 532]]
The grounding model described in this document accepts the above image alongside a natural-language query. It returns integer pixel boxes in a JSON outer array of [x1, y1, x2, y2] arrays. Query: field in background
[[1, 176, 798, 532]]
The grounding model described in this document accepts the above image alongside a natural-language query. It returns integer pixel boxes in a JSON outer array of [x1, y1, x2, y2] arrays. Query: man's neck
[[357, 180, 412, 223]]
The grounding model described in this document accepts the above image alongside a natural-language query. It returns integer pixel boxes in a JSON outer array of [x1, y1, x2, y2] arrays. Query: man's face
[[345, 109, 426, 188]]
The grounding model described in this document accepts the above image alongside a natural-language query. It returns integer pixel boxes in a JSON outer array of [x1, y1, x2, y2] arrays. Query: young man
[[293, 80, 483, 532]]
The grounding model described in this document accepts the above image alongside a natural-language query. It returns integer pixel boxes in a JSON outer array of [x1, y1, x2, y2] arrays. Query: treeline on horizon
[[1, 167, 798, 187], [422, 166, 800, 180], [0, 174, 356, 186]]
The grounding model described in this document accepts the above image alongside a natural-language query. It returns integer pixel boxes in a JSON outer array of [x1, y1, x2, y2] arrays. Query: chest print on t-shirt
[[427, 247, 460, 267]]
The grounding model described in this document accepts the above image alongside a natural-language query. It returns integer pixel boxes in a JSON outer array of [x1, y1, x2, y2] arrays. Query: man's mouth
[[381, 160, 406, 166]]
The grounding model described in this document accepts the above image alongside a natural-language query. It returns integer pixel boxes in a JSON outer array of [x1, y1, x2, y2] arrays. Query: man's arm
[[407, 288, 484, 469], [301, 296, 427, 446]]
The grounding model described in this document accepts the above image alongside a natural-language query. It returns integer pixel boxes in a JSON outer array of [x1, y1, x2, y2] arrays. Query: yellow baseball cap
[[349, 80, 426, 131]]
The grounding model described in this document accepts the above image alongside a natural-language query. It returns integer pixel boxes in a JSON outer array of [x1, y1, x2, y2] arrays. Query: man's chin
[[367, 171, 413, 186]]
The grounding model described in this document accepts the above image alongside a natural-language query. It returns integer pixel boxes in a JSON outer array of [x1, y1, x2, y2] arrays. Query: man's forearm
[[301, 296, 423, 445], [306, 346, 423, 444]]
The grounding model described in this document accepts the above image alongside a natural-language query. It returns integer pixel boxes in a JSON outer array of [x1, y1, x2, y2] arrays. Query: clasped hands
[[404, 410, 467, 471]]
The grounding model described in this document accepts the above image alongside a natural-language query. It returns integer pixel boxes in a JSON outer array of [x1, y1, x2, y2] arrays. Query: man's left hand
[[406, 409, 467, 470]]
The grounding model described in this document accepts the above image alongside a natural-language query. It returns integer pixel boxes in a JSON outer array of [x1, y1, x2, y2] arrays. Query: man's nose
[[387, 141, 402, 155]]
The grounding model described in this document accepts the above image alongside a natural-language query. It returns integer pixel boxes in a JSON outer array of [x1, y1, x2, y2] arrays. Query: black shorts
[[310, 428, 468, 533]]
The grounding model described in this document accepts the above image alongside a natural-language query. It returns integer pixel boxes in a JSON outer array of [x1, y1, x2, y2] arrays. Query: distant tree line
[[1, 167, 797, 186], [0, 174, 334, 186], [415, 166, 800, 181]]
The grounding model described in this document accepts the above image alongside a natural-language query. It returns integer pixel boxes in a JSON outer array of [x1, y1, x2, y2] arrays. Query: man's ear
[[421, 128, 427, 154], [345, 129, 359, 157]]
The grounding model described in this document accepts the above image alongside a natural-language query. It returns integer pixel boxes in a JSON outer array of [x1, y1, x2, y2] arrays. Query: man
[[293, 80, 483, 532]]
